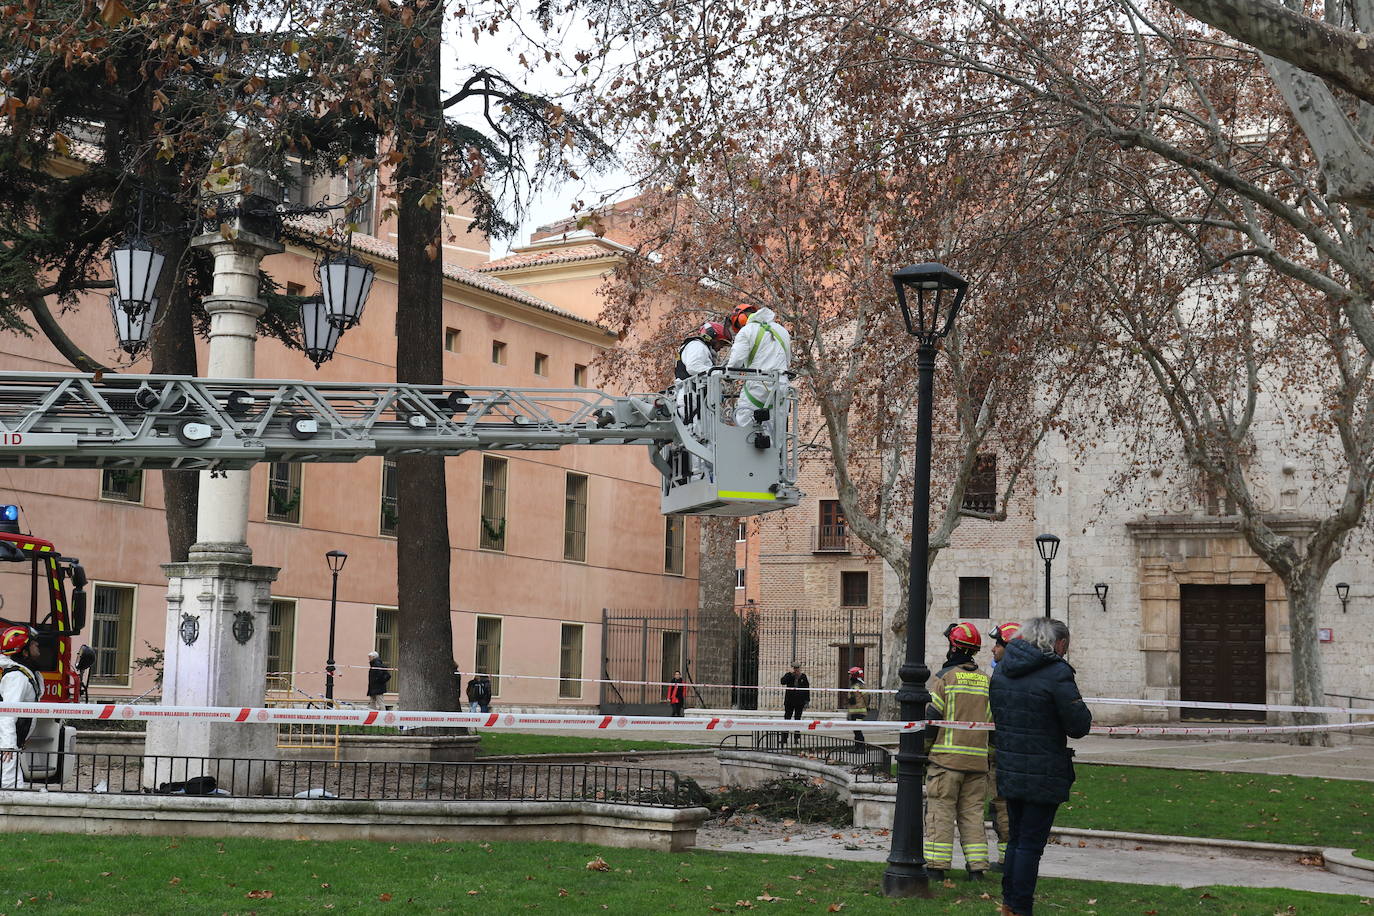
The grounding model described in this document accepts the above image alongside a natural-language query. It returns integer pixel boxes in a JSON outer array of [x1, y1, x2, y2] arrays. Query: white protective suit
[[673, 336, 720, 480], [0, 652, 40, 788], [726, 307, 792, 429]]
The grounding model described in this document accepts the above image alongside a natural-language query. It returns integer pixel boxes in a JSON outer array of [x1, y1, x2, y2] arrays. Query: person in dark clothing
[[666, 670, 685, 717], [989, 618, 1093, 916], [779, 663, 810, 745], [845, 667, 868, 749], [466, 674, 493, 713], [366, 652, 391, 710]]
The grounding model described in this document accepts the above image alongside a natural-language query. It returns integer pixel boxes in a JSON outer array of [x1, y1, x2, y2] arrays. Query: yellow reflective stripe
[[718, 490, 777, 500], [931, 743, 988, 756]]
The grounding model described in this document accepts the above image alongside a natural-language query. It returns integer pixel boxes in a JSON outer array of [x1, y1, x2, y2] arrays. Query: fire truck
[[0, 503, 90, 782]]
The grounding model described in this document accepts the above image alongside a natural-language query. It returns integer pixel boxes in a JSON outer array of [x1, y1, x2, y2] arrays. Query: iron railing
[[814, 524, 850, 552], [13, 753, 698, 808], [719, 731, 894, 782]]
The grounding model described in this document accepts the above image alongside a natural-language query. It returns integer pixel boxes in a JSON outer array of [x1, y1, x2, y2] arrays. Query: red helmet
[[945, 622, 982, 651], [847, 666, 864, 677], [0, 624, 33, 656], [728, 304, 757, 335], [990, 621, 1022, 646], [700, 321, 730, 347]]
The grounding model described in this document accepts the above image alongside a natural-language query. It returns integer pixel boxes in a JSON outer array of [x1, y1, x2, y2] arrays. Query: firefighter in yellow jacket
[[923, 621, 991, 880]]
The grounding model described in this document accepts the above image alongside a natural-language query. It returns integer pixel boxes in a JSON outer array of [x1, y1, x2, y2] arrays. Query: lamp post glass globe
[[891, 263, 968, 340], [319, 253, 375, 330], [300, 297, 343, 367], [110, 237, 165, 314], [108, 293, 159, 355]]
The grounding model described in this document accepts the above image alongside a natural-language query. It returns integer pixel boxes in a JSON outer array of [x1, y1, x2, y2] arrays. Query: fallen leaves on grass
[[586, 856, 611, 872], [1297, 855, 1324, 867], [379, 893, 393, 902], [757, 893, 781, 902], [557, 889, 568, 897], [827, 905, 844, 913], [245, 890, 274, 899]]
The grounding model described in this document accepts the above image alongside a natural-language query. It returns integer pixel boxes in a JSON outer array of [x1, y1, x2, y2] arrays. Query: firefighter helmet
[[728, 304, 757, 336], [700, 321, 731, 348], [0, 624, 33, 656], [945, 621, 982, 651], [847, 666, 864, 677], [990, 621, 1022, 646]]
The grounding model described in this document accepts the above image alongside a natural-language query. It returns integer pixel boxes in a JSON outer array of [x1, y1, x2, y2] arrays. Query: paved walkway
[[701, 826, 1374, 898], [1068, 734, 1374, 781]]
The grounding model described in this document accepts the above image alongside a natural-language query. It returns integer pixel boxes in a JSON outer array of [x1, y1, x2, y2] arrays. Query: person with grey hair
[[989, 618, 1092, 916], [366, 651, 391, 711]]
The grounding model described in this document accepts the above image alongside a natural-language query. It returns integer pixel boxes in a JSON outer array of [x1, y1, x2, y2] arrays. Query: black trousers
[[781, 702, 805, 744], [670, 702, 684, 717]]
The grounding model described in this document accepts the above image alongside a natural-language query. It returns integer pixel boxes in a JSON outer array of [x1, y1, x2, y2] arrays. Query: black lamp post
[[1336, 582, 1350, 614], [1094, 582, 1109, 613], [1036, 533, 1060, 619], [882, 262, 968, 899], [324, 550, 348, 701]]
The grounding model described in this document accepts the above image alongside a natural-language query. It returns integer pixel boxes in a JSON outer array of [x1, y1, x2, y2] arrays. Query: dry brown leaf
[[827, 904, 844, 913], [168, 877, 181, 886], [557, 888, 568, 897], [586, 856, 611, 872], [245, 890, 274, 899], [379, 893, 393, 902], [757, 894, 781, 902]]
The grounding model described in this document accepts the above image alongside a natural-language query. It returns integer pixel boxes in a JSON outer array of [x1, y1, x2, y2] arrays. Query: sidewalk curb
[[1324, 848, 1374, 881], [479, 748, 715, 764], [1048, 826, 1319, 863]]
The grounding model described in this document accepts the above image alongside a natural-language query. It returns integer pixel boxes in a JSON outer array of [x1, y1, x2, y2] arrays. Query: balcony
[[814, 524, 851, 553]]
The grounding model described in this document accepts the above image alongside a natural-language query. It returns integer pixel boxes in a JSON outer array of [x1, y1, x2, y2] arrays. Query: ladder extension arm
[[0, 371, 679, 470]]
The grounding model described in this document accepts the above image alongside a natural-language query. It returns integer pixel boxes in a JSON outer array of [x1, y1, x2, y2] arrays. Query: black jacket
[[989, 638, 1093, 804], [467, 677, 492, 704], [780, 671, 810, 706], [367, 659, 391, 697]]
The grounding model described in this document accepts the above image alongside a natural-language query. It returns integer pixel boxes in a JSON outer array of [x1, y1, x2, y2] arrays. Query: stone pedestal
[[144, 554, 280, 794]]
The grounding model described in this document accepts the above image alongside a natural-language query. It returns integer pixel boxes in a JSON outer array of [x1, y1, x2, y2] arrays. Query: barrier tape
[[4, 702, 1374, 736], [278, 668, 1374, 718]]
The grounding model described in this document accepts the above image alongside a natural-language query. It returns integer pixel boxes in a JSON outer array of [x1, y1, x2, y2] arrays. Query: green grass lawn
[[1, 834, 1367, 914], [474, 731, 704, 756], [1059, 764, 1374, 850]]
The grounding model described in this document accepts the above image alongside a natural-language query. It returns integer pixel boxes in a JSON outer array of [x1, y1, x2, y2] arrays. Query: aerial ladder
[[0, 367, 802, 515]]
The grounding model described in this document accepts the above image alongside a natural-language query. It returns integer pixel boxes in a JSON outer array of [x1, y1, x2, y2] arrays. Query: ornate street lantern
[[109, 293, 158, 356], [891, 262, 968, 342], [318, 252, 375, 330], [300, 296, 342, 367], [109, 237, 165, 316]]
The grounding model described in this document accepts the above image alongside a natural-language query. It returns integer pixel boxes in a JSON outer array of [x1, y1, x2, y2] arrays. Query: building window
[[841, 571, 869, 607], [266, 599, 296, 692], [959, 576, 991, 619], [818, 499, 848, 551], [534, 352, 549, 376], [100, 469, 144, 503], [491, 340, 507, 365], [379, 457, 398, 537], [91, 584, 135, 687], [664, 515, 685, 575], [480, 456, 508, 551], [559, 623, 583, 698], [476, 616, 502, 694], [735, 568, 746, 589], [444, 328, 461, 352], [564, 473, 588, 561], [375, 607, 398, 694], [962, 454, 998, 514], [266, 462, 302, 524], [737, 521, 747, 542], [286, 281, 305, 296], [573, 364, 588, 387]]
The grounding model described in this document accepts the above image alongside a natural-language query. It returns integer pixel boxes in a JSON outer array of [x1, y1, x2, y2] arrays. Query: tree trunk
[[392, 3, 456, 714], [1282, 569, 1330, 746], [695, 516, 737, 708]]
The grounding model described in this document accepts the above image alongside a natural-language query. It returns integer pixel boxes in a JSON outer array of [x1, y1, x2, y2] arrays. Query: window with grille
[[959, 577, 992, 619], [375, 607, 398, 694], [664, 515, 685, 575], [559, 623, 583, 698], [100, 469, 143, 503], [564, 473, 588, 561], [266, 462, 302, 523], [573, 364, 588, 387], [91, 584, 134, 686], [480, 456, 508, 551], [818, 500, 847, 550], [961, 455, 998, 514], [379, 457, 398, 537], [841, 571, 869, 607], [476, 616, 502, 694], [266, 599, 296, 692]]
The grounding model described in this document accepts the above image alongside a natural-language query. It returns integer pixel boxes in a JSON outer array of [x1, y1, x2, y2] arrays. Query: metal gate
[[599, 608, 749, 714]]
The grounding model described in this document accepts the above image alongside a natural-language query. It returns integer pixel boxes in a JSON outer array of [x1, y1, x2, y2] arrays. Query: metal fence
[[719, 732, 894, 782], [599, 605, 885, 714], [15, 753, 699, 808]]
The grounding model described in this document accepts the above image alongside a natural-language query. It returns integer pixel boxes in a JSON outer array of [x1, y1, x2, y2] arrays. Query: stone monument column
[[143, 189, 284, 794]]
